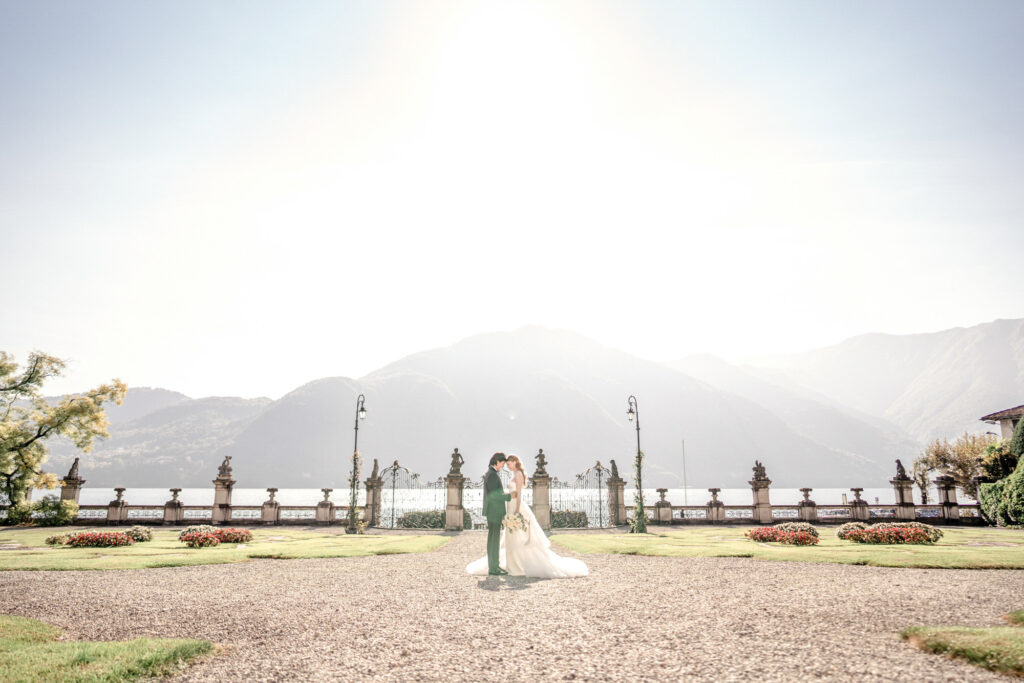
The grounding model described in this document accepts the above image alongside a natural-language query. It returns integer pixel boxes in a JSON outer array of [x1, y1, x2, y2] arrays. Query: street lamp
[[347, 394, 367, 534], [627, 395, 647, 533]]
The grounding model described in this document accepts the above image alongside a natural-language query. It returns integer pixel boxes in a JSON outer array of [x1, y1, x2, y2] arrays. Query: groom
[[484, 452, 512, 576]]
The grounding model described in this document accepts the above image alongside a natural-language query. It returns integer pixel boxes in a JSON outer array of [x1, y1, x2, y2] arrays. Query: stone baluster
[[798, 488, 817, 522], [706, 488, 725, 522], [163, 488, 183, 525], [107, 488, 126, 525], [934, 475, 960, 522], [849, 488, 870, 521], [60, 457, 85, 504], [261, 488, 280, 524], [654, 488, 673, 525], [316, 488, 335, 524]]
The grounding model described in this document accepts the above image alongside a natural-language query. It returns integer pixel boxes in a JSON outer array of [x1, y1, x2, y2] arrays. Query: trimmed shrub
[[31, 495, 79, 527], [66, 531, 135, 548], [747, 527, 819, 545], [746, 527, 783, 542], [181, 531, 220, 548], [551, 510, 589, 528], [213, 528, 252, 543], [836, 522, 868, 540], [778, 531, 819, 546], [45, 534, 71, 546], [1001, 459, 1024, 525], [6, 504, 33, 526], [397, 510, 444, 528], [846, 525, 933, 544], [178, 525, 216, 541], [868, 521, 943, 543], [124, 526, 153, 542], [774, 522, 819, 538]]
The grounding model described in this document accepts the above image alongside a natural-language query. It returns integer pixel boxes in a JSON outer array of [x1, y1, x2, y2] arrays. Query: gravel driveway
[[1, 530, 1022, 681]]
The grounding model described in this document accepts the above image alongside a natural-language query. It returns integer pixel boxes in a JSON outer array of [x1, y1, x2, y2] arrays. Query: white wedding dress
[[465, 472, 589, 579]]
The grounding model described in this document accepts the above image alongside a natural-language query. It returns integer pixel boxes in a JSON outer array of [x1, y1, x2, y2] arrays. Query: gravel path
[[2, 530, 1022, 681]]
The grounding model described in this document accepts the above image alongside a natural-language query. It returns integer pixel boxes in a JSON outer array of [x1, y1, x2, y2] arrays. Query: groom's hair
[[488, 452, 508, 467]]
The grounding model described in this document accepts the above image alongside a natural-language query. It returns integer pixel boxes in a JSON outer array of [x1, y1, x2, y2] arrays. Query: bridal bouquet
[[502, 512, 528, 533]]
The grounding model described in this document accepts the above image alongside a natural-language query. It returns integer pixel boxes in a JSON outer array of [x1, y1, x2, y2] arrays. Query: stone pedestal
[[934, 475, 960, 522], [850, 488, 870, 521], [654, 488, 673, 524], [163, 488, 183, 525], [107, 488, 126, 525], [530, 475, 551, 530], [211, 458, 235, 525], [60, 457, 85, 504], [316, 488, 335, 524], [750, 479, 772, 525], [706, 488, 725, 523], [261, 488, 280, 525], [891, 477, 916, 521], [606, 476, 627, 526], [364, 476, 382, 527], [445, 475, 466, 531], [798, 488, 817, 522]]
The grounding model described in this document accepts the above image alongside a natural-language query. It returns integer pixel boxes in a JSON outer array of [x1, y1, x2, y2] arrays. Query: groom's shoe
[[489, 569, 508, 576]]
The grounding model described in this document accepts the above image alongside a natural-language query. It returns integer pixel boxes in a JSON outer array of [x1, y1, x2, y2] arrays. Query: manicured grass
[[1008, 610, 1024, 626], [901, 625, 1024, 676], [0, 527, 449, 571], [0, 615, 211, 681], [550, 526, 1024, 569]]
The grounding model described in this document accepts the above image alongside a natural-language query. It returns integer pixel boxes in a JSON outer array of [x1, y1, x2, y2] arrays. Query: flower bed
[[44, 534, 71, 546], [66, 531, 135, 548], [124, 525, 153, 542], [746, 527, 819, 545], [774, 522, 819, 538], [213, 528, 252, 544], [846, 525, 934, 544], [180, 531, 220, 548], [178, 525, 216, 540], [835, 522, 868, 540]]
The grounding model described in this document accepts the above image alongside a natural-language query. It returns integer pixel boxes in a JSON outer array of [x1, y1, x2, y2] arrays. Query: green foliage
[[1011, 418, 1024, 458], [980, 440, 1020, 481], [45, 533, 71, 546], [631, 450, 647, 534], [774, 522, 819, 538], [0, 615, 212, 681], [835, 522, 868, 539], [980, 459, 1024, 526], [31, 494, 79, 526], [551, 510, 589, 528], [915, 432, 997, 501], [124, 525, 153, 542], [6, 503, 33, 525], [902, 626, 1024, 676], [0, 350, 126, 506], [394, 509, 471, 529]]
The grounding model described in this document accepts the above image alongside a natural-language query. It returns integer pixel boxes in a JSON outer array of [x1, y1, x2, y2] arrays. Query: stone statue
[[217, 455, 233, 477], [752, 460, 767, 480], [370, 458, 379, 479], [610, 459, 619, 478], [66, 457, 80, 480], [448, 448, 464, 476], [535, 449, 549, 477], [895, 459, 909, 480]]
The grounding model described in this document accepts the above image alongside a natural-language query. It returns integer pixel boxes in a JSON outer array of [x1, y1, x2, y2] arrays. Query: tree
[[979, 439, 1019, 481], [0, 351, 125, 506], [1010, 418, 1024, 458], [912, 432, 997, 502]]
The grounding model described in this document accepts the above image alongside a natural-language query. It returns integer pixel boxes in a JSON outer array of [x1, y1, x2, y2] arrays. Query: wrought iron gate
[[550, 461, 612, 528], [376, 460, 446, 529]]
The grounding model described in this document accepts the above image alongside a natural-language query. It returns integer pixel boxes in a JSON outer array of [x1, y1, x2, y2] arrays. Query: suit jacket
[[483, 467, 511, 523]]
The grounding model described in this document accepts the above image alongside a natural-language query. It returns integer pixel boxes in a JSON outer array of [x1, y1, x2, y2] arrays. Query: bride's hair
[[506, 454, 526, 477]]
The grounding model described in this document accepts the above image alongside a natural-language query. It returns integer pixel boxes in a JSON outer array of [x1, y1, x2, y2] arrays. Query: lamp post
[[347, 394, 367, 534], [626, 395, 647, 533]]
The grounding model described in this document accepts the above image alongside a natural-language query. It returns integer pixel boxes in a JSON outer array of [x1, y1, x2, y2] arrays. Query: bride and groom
[[466, 452, 588, 579]]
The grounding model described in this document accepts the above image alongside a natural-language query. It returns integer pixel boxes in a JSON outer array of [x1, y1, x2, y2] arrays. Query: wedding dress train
[[465, 498, 589, 579]]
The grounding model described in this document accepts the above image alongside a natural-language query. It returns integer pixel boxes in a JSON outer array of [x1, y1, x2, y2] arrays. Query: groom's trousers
[[487, 520, 501, 572]]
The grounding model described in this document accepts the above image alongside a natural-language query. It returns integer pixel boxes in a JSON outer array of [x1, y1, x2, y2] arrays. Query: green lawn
[[0, 615, 212, 681], [901, 624, 1024, 676], [1008, 610, 1024, 626], [551, 526, 1024, 569], [0, 527, 448, 571]]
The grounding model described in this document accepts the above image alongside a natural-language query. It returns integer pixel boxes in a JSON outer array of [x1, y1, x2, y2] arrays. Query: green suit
[[484, 466, 511, 573]]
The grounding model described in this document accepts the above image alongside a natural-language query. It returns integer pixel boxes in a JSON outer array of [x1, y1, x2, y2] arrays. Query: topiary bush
[[66, 531, 135, 548], [551, 510, 589, 528], [180, 531, 220, 548], [124, 525, 153, 542], [30, 495, 79, 527], [397, 510, 444, 528], [178, 525, 216, 540], [747, 527, 818, 545], [836, 522, 868, 539], [774, 522, 819, 538]]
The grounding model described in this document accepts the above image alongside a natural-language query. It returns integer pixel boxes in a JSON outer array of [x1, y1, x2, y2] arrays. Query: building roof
[[981, 404, 1024, 422]]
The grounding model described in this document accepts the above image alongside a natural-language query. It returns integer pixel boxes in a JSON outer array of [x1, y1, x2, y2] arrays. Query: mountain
[[747, 318, 1024, 441], [667, 354, 920, 475], [45, 389, 271, 487], [217, 327, 891, 488]]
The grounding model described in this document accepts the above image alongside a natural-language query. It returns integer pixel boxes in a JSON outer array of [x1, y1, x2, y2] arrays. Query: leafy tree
[[0, 351, 125, 506], [979, 439, 1019, 481], [913, 432, 997, 502], [1010, 418, 1024, 458]]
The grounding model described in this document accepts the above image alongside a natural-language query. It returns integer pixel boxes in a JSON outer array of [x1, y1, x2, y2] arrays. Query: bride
[[466, 454, 589, 579]]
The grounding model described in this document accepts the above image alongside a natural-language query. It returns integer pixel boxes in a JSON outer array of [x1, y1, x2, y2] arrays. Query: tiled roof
[[981, 404, 1024, 421]]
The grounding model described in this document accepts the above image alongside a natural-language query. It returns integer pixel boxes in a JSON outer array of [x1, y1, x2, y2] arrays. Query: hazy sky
[[2, 1, 1023, 399]]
